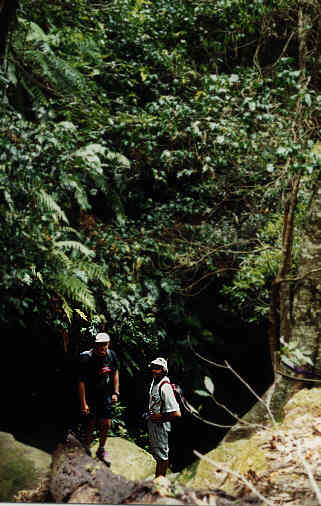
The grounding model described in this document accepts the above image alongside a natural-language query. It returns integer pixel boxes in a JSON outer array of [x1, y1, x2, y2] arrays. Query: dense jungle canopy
[[2, 0, 321, 467]]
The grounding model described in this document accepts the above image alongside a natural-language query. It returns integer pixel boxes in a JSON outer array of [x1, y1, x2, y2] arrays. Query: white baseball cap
[[95, 332, 110, 343], [150, 357, 168, 372]]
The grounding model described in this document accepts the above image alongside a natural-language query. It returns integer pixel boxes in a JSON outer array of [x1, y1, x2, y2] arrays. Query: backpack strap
[[107, 348, 117, 366], [158, 380, 171, 394], [158, 380, 172, 414]]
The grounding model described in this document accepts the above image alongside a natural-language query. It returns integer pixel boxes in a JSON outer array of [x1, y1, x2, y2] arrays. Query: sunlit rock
[[0, 432, 51, 502]]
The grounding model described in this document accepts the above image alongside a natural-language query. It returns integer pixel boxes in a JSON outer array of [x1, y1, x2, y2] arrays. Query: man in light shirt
[[147, 357, 181, 477]]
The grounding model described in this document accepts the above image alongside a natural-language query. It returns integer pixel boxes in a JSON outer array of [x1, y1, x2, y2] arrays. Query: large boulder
[[178, 388, 321, 505], [91, 437, 155, 481], [0, 432, 51, 502]]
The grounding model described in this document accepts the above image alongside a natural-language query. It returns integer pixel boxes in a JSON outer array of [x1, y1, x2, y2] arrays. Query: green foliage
[[2, 0, 321, 367], [195, 376, 215, 398], [0, 110, 110, 324], [110, 402, 129, 438], [280, 337, 314, 369]]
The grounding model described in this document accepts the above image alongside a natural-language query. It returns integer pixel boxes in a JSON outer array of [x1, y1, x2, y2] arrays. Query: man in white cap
[[147, 357, 181, 477], [78, 332, 119, 466]]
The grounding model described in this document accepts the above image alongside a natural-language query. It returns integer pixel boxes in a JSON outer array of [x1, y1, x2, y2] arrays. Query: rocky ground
[[180, 388, 321, 506], [48, 434, 261, 505], [5, 388, 321, 505]]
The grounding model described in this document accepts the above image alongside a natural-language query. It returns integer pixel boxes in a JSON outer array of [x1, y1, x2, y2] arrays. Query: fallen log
[[50, 434, 136, 504]]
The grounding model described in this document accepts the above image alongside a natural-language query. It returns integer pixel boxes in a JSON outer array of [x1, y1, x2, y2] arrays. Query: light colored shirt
[[149, 376, 179, 431]]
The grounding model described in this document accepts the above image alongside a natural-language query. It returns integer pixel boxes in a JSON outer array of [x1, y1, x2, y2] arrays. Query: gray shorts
[[147, 420, 169, 461]]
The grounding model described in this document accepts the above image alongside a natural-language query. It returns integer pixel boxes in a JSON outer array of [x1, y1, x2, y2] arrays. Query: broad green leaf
[[204, 376, 214, 394], [57, 121, 77, 131], [106, 151, 131, 168], [195, 389, 210, 397], [75, 144, 107, 174], [18, 19, 48, 42]]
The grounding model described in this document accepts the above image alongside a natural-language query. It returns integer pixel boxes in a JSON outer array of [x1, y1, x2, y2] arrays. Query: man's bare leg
[[155, 459, 168, 477], [81, 414, 96, 454], [98, 418, 111, 448], [96, 418, 111, 465]]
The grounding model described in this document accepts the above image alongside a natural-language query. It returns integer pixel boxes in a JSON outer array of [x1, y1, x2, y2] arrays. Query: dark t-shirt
[[78, 349, 119, 399]]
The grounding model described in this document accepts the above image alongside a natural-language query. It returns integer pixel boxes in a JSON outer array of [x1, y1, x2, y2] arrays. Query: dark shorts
[[87, 394, 113, 419]]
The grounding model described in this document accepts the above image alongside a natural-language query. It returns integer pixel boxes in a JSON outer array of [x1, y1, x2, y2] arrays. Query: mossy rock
[[178, 388, 321, 497], [91, 437, 155, 481], [178, 435, 267, 496], [282, 388, 321, 427], [0, 432, 51, 502]]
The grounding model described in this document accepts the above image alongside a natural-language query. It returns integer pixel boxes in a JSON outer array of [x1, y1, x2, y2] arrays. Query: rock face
[[0, 431, 51, 502], [179, 388, 321, 505]]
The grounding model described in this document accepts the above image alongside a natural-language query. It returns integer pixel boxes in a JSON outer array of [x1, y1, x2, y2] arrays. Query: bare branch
[[184, 402, 235, 429], [275, 266, 321, 285], [271, 32, 295, 68], [224, 361, 277, 427], [187, 338, 276, 430], [187, 334, 228, 369]]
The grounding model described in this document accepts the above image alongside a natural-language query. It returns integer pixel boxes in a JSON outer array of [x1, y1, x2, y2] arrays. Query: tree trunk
[[225, 180, 321, 443], [220, 3, 321, 444], [0, 0, 19, 63], [287, 183, 321, 372]]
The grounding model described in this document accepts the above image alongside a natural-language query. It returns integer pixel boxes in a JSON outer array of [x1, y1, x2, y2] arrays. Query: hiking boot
[[96, 447, 111, 466]]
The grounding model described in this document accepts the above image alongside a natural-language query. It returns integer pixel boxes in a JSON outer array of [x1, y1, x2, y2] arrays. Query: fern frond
[[23, 76, 47, 100], [74, 308, 88, 321], [54, 274, 96, 311], [35, 40, 87, 94], [53, 226, 82, 240], [49, 248, 72, 269], [17, 19, 48, 44], [4, 189, 14, 211], [73, 260, 111, 288], [54, 240, 95, 258], [72, 36, 101, 64], [47, 52, 88, 96], [60, 176, 90, 210], [14, 19, 91, 104], [60, 295, 73, 322], [38, 189, 68, 223]]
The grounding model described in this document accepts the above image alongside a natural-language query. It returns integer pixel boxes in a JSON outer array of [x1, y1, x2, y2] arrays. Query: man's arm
[[150, 381, 181, 422], [150, 409, 181, 423], [78, 381, 90, 414], [111, 369, 119, 403]]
